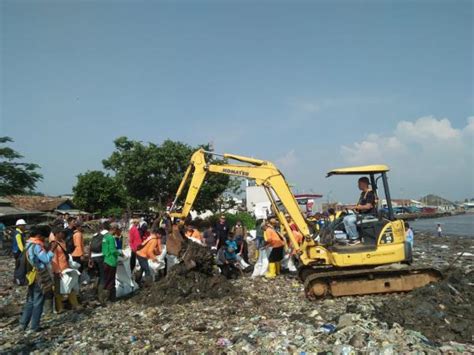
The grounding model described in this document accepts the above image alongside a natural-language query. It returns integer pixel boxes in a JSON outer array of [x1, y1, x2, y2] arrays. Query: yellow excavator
[[169, 149, 441, 298]]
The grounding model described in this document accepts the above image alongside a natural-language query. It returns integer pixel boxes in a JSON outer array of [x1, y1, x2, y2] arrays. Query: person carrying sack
[[19, 225, 56, 332], [136, 227, 163, 283], [51, 227, 82, 313]]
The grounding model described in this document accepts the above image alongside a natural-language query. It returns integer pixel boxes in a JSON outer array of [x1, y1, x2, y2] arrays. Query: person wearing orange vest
[[136, 227, 163, 283], [264, 218, 286, 279], [285, 214, 303, 245], [50, 227, 82, 313], [71, 221, 85, 273]]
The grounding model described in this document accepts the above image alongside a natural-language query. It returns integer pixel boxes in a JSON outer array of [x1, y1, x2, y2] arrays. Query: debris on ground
[[375, 267, 474, 343], [137, 240, 236, 305], [0, 232, 472, 353]]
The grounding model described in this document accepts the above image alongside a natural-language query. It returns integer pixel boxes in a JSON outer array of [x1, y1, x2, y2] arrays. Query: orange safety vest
[[265, 227, 285, 248]]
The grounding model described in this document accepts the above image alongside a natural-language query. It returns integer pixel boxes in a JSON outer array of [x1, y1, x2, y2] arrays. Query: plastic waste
[[149, 246, 167, 280], [216, 337, 232, 347], [320, 323, 337, 334], [166, 254, 179, 270], [68, 255, 81, 270], [115, 254, 139, 298], [251, 247, 271, 277], [59, 268, 81, 294], [340, 345, 355, 355]]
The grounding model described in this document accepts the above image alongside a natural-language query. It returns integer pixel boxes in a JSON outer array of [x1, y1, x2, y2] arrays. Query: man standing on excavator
[[343, 177, 376, 245]]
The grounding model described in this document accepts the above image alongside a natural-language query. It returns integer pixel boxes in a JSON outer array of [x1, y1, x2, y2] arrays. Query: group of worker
[[7, 174, 394, 334], [10, 217, 87, 332]]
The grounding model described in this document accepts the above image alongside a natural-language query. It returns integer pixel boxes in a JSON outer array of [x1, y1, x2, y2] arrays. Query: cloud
[[340, 116, 474, 200], [276, 149, 298, 170]]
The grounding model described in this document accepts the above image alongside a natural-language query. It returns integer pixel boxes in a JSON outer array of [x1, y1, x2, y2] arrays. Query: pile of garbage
[[375, 266, 474, 343], [137, 240, 236, 305]]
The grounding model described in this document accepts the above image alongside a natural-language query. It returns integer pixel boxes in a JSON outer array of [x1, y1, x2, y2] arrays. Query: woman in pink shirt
[[128, 219, 141, 272]]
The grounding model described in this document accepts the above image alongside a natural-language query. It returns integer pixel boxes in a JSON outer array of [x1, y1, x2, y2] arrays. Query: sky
[[1, 0, 473, 203]]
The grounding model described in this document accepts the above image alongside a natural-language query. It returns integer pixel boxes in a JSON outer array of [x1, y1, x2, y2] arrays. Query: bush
[[103, 207, 124, 219]]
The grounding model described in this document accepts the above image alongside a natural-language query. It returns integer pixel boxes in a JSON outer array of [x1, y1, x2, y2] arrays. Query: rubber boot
[[68, 292, 83, 311], [55, 295, 65, 314], [265, 263, 277, 279], [102, 289, 110, 305], [98, 288, 108, 305], [97, 287, 103, 303], [275, 262, 281, 275]]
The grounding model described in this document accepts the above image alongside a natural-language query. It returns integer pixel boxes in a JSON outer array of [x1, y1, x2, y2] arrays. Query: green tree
[[0, 137, 42, 196], [72, 170, 126, 215], [102, 137, 231, 212]]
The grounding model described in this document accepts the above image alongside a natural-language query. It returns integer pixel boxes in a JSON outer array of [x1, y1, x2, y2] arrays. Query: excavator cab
[[322, 165, 400, 251]]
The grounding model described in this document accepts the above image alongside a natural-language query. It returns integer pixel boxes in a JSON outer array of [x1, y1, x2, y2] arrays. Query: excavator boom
[[169, 149, 311, 254]]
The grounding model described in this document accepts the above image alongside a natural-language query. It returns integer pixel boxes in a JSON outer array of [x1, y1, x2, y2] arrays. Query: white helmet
[[15, 219, 27, 226]]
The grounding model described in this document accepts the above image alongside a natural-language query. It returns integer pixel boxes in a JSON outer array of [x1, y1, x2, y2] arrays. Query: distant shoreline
[[398, 210, 467, 221]]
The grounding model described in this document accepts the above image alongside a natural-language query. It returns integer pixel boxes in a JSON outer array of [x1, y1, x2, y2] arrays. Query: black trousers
[[130, 251, 137, 272], [238, 240, 249, 263], [91, 257, 105, 287], [103, 264, 117, 300], [268, 247, 284, 262]]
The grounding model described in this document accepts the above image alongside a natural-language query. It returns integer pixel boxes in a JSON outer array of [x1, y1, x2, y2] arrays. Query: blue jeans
[[137, 255, 151, 277], [343, 214, 359, 240], [20, 282, 45, 331]]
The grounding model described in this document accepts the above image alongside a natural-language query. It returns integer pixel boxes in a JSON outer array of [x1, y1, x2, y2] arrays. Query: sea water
[[410, 213, 474, 237]]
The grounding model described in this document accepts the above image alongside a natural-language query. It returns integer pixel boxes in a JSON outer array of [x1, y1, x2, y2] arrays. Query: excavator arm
[[169, 149, 313, 253]]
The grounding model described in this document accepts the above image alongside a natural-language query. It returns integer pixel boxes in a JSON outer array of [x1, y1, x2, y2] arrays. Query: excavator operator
[[343, 177, 376, 245]]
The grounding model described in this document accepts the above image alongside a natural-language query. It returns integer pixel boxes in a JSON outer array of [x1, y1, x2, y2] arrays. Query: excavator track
[[301, 266, 442, 299]]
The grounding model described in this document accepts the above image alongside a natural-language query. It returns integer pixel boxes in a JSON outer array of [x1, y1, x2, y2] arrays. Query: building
[[6, 195, 88, 217], [0, 197, 44, 226], [246, 185, 323, 218], [463, 202, 474, 211]]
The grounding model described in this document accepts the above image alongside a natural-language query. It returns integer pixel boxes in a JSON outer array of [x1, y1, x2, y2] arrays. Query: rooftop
[[6, 195, 75, 212]]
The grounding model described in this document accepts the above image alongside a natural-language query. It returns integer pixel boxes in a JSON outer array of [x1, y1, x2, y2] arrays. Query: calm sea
[[409, 213, 474, 237]]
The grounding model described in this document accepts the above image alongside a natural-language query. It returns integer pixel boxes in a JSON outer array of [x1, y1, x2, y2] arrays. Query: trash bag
[[68, 255, 81, 270], [60, 268, 81, 294], [238, 256, 250, 269], [252, 247, 271, 278], [157, 245, 167, 264], [147, 245, 168, 280], [115, 254, 139, 298], [287, 255, 297, 272], [166, 254, 179, 270], [281, 253, 297, 272]]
